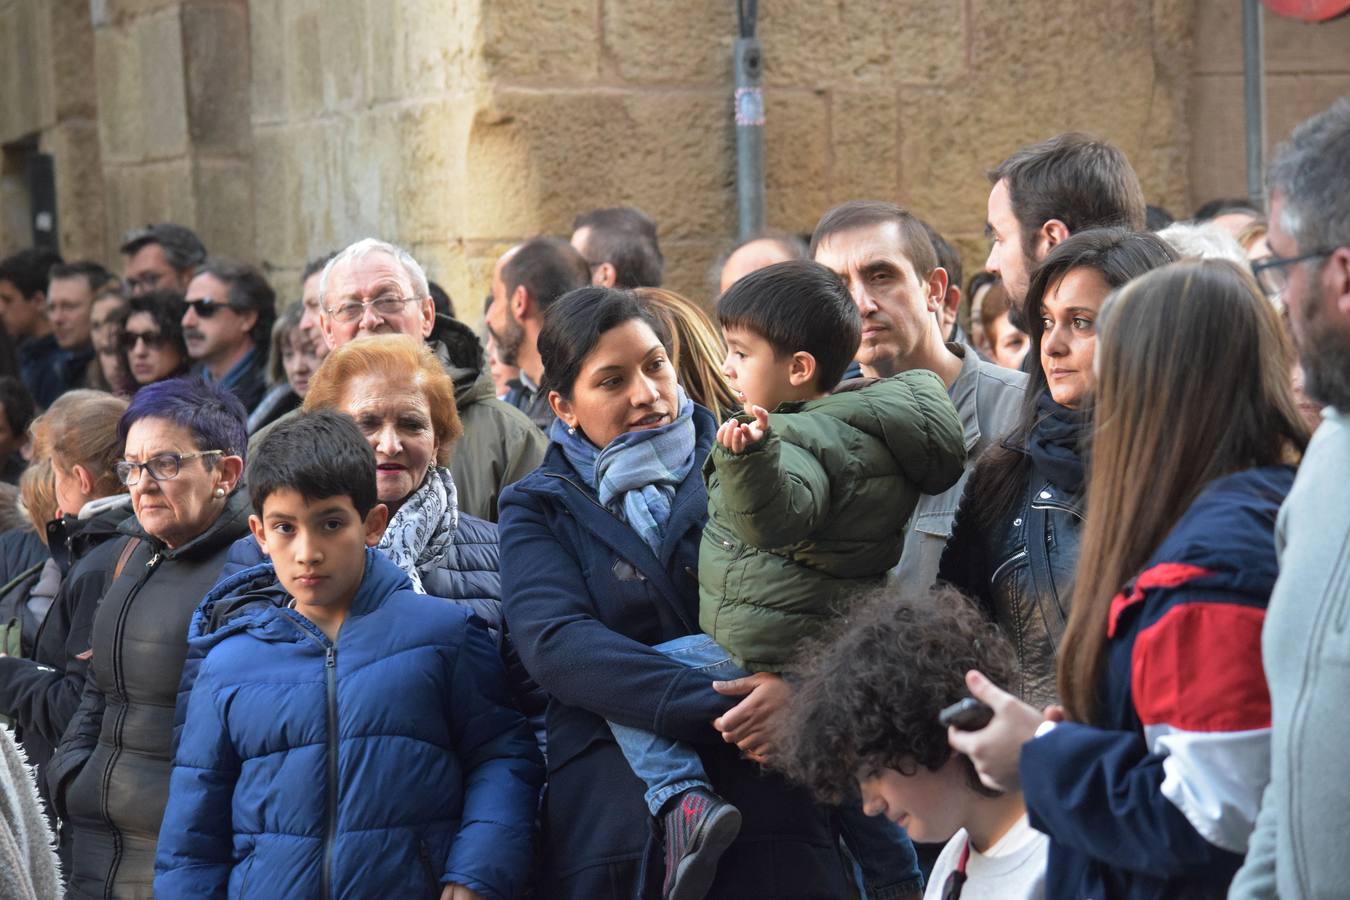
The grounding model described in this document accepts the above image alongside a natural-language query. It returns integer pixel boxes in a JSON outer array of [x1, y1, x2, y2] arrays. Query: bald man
[[718, 234, 808, 294]]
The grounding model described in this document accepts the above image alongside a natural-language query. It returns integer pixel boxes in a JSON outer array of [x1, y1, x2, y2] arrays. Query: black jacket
[[939, 475, 1083, 707], [48, 489, 251, 900]]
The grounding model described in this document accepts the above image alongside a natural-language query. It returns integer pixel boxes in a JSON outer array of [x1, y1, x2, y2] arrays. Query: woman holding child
[[939, 228, 1177, 707], [949, 259, 1307, 898], [49, 377, 252, 899]]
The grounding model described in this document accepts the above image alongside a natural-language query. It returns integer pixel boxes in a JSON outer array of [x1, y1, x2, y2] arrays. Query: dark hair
[[118, 376, 248, 463], [776, 584, 1017, 804], [1145, 204, 1175, 231], [119, 223, 207, 272], [301, 251, 339, 284], [247, 409, 377, 518], [989, 134, 1146, 253], [427, 281, 455, 319], [194, 258, 277, 347], [922, 221, 963, 297], [0, 377, 35, 440], [49, 260, 114, 292], [809, 201, 938, 280], [267, 306, 302, 385], [572, 207, 664, 288], [717, 260, 861, 391], [1193, 197, 1262, 222], [964, 228, 1179, 533], [124, 290, 190, 382], [0, 248, 64, 299], [538, 287, 670, 398], [503, 237, 592, 316]]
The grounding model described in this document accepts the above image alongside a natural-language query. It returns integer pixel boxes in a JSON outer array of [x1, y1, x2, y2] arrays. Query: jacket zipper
[[324, 644, 338, 900], [990, 549, 1028, 587], [100, 548, 163, 899]]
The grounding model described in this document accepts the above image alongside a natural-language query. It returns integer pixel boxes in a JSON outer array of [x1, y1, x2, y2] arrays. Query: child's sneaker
[[662, 788, 742, 900]]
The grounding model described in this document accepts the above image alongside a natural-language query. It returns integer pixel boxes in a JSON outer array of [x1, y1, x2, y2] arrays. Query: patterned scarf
[[376, 466, 458, 594], [554, 390, 696, 555]]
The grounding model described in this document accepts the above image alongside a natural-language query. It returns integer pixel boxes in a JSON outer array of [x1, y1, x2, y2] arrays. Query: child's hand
[[441, 884, 484, 900], [716, 405, 770, 454]]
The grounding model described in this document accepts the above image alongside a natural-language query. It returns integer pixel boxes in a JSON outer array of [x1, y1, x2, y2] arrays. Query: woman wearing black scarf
[[938, 229, 1177, 707]]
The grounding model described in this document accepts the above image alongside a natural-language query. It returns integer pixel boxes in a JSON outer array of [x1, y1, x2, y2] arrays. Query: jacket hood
[[428, 314, 495, 409], [187, 548, 416, 653], [791, 372, 966, 495], [46, 495, 134, 573]]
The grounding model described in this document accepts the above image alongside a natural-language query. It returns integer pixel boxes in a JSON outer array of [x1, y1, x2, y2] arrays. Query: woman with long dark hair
[[948, 259, 1308, 899], [939, 228, 1176, 706]]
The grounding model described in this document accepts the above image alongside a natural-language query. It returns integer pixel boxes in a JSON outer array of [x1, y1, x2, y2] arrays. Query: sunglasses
[[184, 298, 242, 318], [121, 329, 168, 351]]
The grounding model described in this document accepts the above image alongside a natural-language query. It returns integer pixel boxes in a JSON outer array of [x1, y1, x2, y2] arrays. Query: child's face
[[858, 759, 970, 844], [721, 325, 805, 411], [249, 489, 389, 615]]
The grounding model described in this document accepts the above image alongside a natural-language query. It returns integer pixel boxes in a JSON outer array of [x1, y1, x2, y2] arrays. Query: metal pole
[[734, 0, 764, 241], [1242, 0, 1266, 208]]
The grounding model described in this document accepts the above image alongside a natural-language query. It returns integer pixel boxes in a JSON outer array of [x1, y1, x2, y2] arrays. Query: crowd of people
[[0, 92, 1343, 900]]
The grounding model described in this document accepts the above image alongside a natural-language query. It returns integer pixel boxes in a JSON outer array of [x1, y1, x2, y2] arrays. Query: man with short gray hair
[[1230, 95, 1350, 900], [318, 238, 545, 521]]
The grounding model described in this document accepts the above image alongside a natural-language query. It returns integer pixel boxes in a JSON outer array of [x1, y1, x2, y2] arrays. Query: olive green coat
[[698, 372, 966, 671]]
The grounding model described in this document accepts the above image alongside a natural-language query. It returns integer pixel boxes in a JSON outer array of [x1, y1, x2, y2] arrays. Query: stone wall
[[1190, 1, 1350, 211]]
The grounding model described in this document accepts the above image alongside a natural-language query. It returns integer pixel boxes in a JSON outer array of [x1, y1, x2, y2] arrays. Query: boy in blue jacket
[[155, 410, 543, 900]]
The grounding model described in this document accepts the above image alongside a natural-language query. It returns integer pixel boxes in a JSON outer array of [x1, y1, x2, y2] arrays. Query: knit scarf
[[376, 466, 458, 594], [554, 390, 696, 555], [1026, 391, 1089, 496]]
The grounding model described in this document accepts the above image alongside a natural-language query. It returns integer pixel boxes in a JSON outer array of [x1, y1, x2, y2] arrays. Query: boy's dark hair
[[246, 410, 378, 518], [776, 584, 1017, 804], [716, 260, 861, 391], [0, 248, 64, 298]]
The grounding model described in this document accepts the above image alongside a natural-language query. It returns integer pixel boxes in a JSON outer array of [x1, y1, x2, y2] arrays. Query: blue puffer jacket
[[154, 550, 544, 900]]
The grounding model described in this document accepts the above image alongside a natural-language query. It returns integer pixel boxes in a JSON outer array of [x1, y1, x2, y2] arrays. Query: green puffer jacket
[[698, 372, 966, 672]]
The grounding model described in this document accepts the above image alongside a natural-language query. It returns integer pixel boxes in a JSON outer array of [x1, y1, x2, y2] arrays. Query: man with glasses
[[1231, 96, 1350, 900], [120, 223, 207, 296], [316, 238, 544, 522], [182, 259, 275, 413]]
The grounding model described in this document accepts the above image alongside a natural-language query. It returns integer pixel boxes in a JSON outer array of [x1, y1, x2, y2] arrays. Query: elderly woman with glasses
[[49, 377, 252, 900], [121, 289, 191, 391]]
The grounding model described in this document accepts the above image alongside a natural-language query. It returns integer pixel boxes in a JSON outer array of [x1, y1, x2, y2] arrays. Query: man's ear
[[788, 351, 818, 389], [925, 266, 950, 314], [364, 503, 390, 546], [1038, 220, 1071, 259], [418, 296, 436, 337], [593, 262, 617, 288], [236, 308, 259, 336], [510, 284, 532, 322], [1327, 246, 1350, 318], [549, 390, 576, 429], [247, 513, 270, 556]]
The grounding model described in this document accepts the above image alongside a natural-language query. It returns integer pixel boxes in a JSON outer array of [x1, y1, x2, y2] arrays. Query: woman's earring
[[214, 487, 226, 498], [567, 426, 576, 435]]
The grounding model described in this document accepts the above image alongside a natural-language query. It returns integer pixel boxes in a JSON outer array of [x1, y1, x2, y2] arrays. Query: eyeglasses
[[124, 272, 164, 295], [1251, 248, 1335, 297], [115, 450, 223, 486], [324, 293, 417, 324], [121, 329, 168, 351]]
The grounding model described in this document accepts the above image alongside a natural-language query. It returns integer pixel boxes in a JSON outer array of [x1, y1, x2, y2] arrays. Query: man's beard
[[489, 314, 526, 367], [1295, 280, 1350, 412]]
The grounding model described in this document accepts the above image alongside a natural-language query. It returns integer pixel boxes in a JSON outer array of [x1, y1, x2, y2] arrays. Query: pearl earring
[[214, 487, 226, 498], [567, 426, 576, 435]]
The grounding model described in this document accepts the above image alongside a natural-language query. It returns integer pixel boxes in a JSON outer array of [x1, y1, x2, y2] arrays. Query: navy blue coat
[[155, 550, 544, 900], [499, 406, 848, 899], [1020, 466, 1292, 900]]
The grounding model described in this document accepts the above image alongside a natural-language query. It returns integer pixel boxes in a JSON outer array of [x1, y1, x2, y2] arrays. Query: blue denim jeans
[[607, 634, 923, 898]]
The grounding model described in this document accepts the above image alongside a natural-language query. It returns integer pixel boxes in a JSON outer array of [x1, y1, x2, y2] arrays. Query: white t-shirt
[[923, 814, 1047, 900]]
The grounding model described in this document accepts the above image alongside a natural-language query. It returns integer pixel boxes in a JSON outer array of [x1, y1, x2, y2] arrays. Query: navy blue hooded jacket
[[154, 549, 544, 900], [1020, 466, 1292, 899], [499, 405, 848, 899]]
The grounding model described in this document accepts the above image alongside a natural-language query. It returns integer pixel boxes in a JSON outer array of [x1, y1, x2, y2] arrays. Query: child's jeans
[[607, 633, 924, 899]]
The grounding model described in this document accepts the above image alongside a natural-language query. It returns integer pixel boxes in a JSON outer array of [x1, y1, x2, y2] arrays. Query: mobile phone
[[939, 697, 994, 731]]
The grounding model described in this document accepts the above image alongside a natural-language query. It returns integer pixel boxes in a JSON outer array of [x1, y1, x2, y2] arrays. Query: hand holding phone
[[939, 697, 994, 731]]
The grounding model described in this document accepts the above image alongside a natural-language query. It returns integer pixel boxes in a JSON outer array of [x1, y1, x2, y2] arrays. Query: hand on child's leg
[[713, 671, 791, 762], [716, 406, 771, 454], [441, 883, 483, 900]]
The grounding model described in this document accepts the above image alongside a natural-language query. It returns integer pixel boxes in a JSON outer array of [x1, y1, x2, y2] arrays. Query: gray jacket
[[891, 344, 1027, 598], [1229, 408, 1349, 899]]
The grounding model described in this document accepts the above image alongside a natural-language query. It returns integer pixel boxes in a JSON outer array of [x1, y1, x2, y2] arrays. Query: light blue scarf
[[553, 390, 696, 555]]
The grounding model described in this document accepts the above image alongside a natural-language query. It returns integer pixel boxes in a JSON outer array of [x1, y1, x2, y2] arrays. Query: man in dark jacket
[[487, 238, 591, 431], [183, 259, 275, 413], [0, 247, 65, 406], [316, 238, 545, 521]]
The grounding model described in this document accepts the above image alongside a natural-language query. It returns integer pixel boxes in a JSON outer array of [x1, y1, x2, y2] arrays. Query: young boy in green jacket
[[606, 260, 967, 900]]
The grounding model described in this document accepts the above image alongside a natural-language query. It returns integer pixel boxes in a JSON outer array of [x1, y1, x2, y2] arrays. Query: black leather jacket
[[939, 476, 1084, 708]]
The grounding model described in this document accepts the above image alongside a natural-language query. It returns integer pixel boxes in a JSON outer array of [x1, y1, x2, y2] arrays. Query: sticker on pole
[[736, 88, 765, 127], [1262, 0, 1350, 20]]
